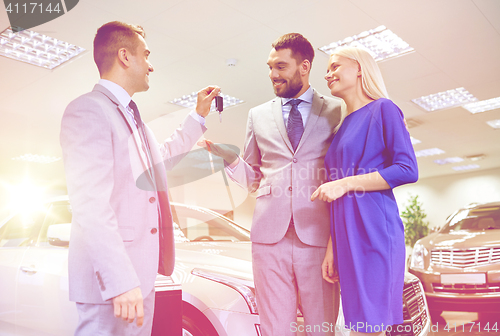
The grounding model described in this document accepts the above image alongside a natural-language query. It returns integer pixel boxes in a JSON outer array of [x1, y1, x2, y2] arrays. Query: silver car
[[0, 196, 429, 336], [409, 201, 500, 321]]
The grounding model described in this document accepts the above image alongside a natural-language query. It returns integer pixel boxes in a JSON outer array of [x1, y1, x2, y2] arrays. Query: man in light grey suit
[[201, 33, 342, 335], [60, 21, 219, 336]]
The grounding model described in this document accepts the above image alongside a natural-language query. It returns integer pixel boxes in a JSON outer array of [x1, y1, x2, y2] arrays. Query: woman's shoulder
[[369, 98, 402, 115], [372, 97, 398, 108]]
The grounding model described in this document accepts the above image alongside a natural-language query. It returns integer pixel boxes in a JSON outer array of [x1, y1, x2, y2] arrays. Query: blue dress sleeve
[[376, 99, 418, 188]]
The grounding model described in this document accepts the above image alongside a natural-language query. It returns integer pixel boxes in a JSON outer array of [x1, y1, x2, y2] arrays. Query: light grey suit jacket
[[230, 89, 341, 247], [60, 84, 205, 304]]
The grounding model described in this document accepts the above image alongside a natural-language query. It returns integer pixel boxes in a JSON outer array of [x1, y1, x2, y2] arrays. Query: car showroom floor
[[428, 311, 500, 335]]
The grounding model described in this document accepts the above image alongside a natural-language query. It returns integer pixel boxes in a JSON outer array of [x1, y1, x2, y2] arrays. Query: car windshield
[[171, 204, 251, 242], [440, 206, 500, 233]]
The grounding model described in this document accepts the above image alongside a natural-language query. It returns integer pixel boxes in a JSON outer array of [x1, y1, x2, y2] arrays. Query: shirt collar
[[98, 79, 132, 109], [281, 85, 313, 106]]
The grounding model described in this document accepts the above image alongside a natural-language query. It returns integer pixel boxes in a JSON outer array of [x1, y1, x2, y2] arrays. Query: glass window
[[37, 203, 73, 246], [0, 209, 45, 247], [440, 206, 500, 233], [172, 205, 250, 242]]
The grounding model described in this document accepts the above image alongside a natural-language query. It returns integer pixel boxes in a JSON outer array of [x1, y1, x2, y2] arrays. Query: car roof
[[463, 201, 500, 210]]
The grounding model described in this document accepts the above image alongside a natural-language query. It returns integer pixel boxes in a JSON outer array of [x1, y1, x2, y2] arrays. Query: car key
[[215, 95, 223, 122]]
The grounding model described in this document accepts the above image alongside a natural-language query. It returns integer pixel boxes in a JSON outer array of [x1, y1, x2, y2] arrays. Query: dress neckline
[[345, 99, 379, 119]]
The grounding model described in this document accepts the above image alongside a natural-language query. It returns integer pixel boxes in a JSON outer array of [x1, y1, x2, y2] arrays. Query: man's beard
[[273, 70, 303, 98]]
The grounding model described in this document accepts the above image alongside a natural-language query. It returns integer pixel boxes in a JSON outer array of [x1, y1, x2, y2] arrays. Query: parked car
[[409, 201, 500, 319], [0, 196, 429, 336]]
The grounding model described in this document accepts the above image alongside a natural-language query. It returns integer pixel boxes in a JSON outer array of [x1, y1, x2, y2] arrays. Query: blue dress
[[324, 98, 418, 332]]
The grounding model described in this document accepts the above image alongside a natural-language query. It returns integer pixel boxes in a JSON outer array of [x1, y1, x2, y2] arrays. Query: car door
[[0, 209, 45, 335], [15, 202, 77, 336]]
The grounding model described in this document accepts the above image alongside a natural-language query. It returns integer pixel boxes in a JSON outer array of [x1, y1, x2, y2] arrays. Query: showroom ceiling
[[0, 0, 499, 192]]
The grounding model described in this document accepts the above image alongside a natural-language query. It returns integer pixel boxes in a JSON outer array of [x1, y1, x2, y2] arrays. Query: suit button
[[293, 158, 298, 163], [151, 228, 158, 234], [149, 197, 156, 203], [288, 186, 292, 191]]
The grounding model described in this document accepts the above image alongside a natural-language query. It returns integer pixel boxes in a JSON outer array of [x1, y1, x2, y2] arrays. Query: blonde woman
[[311, 47, 418, 336]]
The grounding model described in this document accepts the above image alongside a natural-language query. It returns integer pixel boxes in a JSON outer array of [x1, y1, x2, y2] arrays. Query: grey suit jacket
[[229, 89, 341, 247], [60, 84, 205, 303]]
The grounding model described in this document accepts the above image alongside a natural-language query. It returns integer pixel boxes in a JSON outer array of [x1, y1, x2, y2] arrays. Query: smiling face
[[267, 48, 307, 98], [128, 34, 154, 94], [325, 54, 360, 99]]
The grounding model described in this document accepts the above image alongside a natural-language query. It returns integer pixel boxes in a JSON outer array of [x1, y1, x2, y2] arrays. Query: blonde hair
[[331, 46, 389, 132]]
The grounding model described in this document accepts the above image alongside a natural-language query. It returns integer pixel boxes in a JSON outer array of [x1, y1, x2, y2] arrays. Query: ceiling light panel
[[486, 119, 500, 129], [12, 154, 61, 164], [452, 164, 480, 171], [170, 93, 244, 111], [415, 148, 445, 158], [434, 157, 464, 165], [463, 97, 500, 114], [410, 137, 421, 145], [318, 25, 414, 62], [0, 27, 85, 70], [411, 88, 478, 112]]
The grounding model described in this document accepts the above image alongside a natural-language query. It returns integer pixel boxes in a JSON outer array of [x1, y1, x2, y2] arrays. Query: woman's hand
[[311, 180, 348, 202], [322, 238, 339, 284]]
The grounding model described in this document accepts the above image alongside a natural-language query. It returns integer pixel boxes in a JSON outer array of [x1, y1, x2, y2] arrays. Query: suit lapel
[[295, 90, 324, 153], [272, 98, 294, 153], [93, 85, 154, 184], [144, 126, 168, 191]]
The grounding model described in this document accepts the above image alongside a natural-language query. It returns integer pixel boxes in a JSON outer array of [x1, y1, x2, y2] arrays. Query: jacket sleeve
[[159, 113, 207, 170], [377, 100, 419, 188], [225, 108, 263, 192]]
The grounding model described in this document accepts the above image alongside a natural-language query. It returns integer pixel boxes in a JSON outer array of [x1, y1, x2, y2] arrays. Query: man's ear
[[117, 47, 130, 68], [301, 59, 311, 75]]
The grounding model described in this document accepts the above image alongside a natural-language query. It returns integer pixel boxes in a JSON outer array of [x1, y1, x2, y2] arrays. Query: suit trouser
[[74, 288, 155, 336], [252, 225, 340, 336]]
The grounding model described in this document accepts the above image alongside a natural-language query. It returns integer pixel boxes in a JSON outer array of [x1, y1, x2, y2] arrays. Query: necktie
[[129, 100, 153, 172], [286, 99, 304, 151], [128, 100, 144, 129], [128, 100, 175, 276]]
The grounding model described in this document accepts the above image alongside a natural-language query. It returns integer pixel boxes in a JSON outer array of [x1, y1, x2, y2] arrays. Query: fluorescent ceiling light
[[465, 154, 486, 161], [170, 93, 244, 111], [410, 137, 421, 145], [411, 88, 477, 112], [486, 119, 500, 129], [0, 27, 85, 70], [452, 164, 480, 171], [463, 97, 500, 114], [12, 154, 61, 164], [415, 148, 445, 158], [434, 157, 464, 165], [318, 25, 414, 62]]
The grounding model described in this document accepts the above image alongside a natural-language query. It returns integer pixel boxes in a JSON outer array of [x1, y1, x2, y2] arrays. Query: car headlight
[[191, 268, 258, 314], [410, 241, 427, 270]]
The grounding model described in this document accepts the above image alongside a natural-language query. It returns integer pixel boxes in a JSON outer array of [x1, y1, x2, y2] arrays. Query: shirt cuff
[[189, 110, 206, 126]]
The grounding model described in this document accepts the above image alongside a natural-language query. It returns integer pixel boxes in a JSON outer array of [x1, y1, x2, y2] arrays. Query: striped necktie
[[286, 99, 304, 151]]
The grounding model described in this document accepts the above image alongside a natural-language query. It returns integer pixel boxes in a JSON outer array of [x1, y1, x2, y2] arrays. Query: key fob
[[215, 95, 223, 112]]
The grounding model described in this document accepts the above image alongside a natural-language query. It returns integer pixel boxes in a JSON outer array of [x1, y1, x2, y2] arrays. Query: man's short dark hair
[[272, 33, 315, 67], [93, 21, 145, 76]]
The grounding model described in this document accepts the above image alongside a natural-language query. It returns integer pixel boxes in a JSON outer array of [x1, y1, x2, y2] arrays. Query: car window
[[0, 209, 45, 247], [37, 203, 73, 246], [172, 205, 250, 242], [440, 206, 500, 233]]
